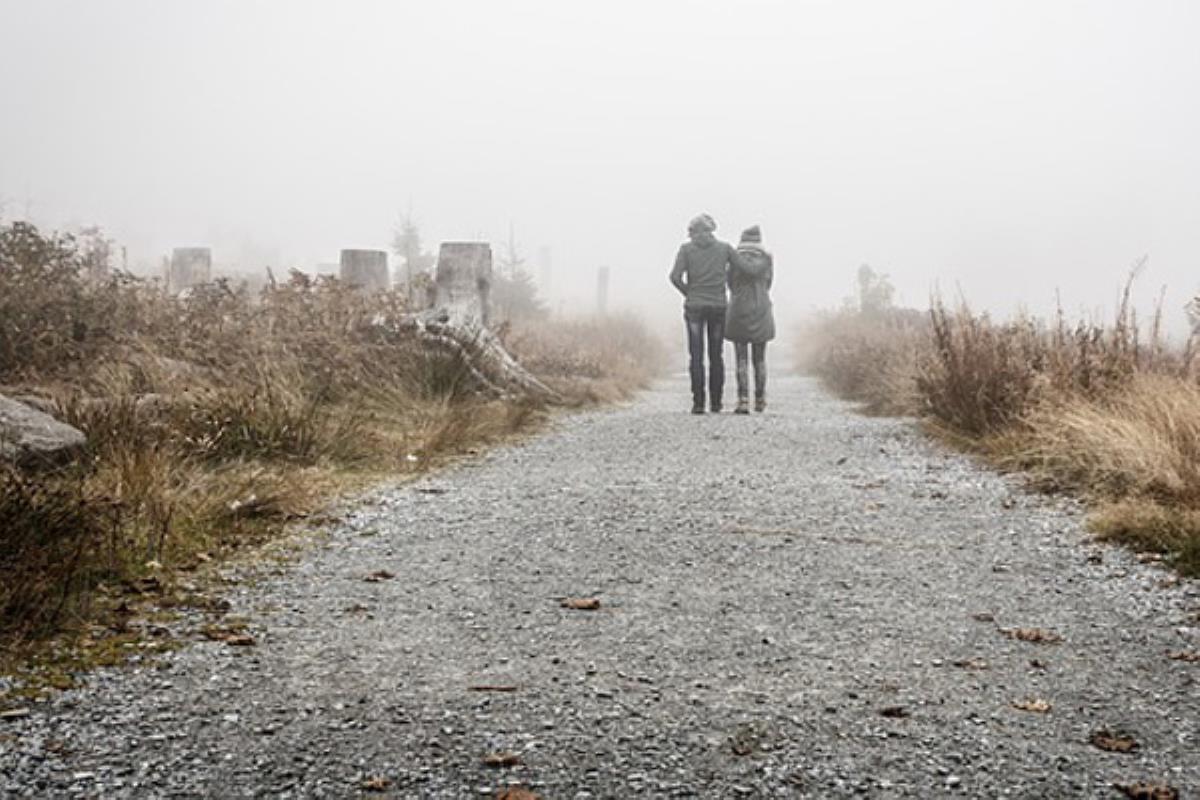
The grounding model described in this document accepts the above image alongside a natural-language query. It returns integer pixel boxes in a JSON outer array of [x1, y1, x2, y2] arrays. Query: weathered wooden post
[[339, 249, 389, 292], [596, 265, 610, 315], [435, 242, 493, 325], [169, 247, 212, 293]]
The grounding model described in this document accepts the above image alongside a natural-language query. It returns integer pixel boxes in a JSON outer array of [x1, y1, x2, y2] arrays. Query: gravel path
[[2, 374, 1198, 799]]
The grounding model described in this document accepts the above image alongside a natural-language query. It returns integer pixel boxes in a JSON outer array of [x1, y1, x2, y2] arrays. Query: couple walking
[[669, 213, 775, 415]]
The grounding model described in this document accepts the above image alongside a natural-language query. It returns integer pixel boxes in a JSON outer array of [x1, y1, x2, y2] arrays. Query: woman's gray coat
[[724, 244, 775, 343]]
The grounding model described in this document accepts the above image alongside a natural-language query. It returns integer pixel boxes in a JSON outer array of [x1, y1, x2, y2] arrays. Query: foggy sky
[[2, 0, 1199, 328]]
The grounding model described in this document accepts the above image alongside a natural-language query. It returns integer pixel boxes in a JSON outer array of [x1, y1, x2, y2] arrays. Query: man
[[669, 213, 743, 414]]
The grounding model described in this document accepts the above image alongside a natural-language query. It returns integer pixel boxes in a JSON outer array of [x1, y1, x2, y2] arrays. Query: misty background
[[2, 0, 1198, 330]]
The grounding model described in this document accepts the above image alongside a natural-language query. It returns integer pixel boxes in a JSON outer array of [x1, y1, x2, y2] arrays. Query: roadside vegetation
[[0, 221, 666, 655], [798, 263, 1200, 576]]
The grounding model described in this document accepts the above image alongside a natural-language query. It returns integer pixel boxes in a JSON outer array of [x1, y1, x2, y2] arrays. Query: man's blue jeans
[[685, 305, 725, 409]]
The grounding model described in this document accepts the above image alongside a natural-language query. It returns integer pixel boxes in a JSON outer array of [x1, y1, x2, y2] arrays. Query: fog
[[3, 0, 1199, 329]]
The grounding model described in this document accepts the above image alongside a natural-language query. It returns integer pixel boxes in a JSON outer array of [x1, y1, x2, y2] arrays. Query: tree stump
[[170, 248, 212, 294], [340, 249, 389, 293]]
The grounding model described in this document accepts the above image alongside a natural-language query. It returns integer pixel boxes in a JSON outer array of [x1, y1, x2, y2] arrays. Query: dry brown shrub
[[0, 465, 103, 637], [915, 302, 1046, 436], [795, 307, 926, 415], [507, 312, 668, 404], [916, 271, 1171, 439]]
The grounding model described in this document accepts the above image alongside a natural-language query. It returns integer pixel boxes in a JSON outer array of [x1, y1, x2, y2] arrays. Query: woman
[[725, 225, 775, 413]]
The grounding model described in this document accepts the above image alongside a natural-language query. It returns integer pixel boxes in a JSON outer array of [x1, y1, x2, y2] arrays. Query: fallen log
[[390, 308, 559, 401]]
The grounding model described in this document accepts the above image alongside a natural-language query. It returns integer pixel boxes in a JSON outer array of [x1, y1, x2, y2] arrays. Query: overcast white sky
[[2, 0, 1199, 327]]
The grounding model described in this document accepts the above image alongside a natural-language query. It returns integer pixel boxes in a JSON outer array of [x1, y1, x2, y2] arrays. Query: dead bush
[[795, 307, 925, 415], [508, 312, 668, 403]]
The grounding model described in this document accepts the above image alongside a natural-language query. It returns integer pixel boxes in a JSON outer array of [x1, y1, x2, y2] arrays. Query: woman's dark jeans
[[734, 341, 768, 400], [685, 306, 725, 410]]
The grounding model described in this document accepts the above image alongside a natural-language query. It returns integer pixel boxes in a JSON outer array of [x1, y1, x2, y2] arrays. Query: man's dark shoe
[[710, 403, 722, 414], [734, 398, 750, 414], [691, 403, 705, 415]]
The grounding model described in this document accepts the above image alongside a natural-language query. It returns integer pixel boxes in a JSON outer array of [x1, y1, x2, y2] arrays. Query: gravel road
[[2, 374, 1197, 799]]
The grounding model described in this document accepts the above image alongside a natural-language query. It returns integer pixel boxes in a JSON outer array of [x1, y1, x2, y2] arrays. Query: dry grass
[[1009, 374, 1200, 574], [798, 277, 1200, 575], [1013, 374, 1200, 503], [507, 312, 669, 405], [1089, 500, 1200, 575], [795, 307, 926, 415], [0, 222, 665, 645]]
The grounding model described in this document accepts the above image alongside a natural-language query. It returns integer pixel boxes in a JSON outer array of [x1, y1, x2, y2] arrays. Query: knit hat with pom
[[739, 225, 762, 244]]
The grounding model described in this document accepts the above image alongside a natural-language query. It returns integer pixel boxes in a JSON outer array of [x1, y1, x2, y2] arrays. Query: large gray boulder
[[0, 393, 87, 467]]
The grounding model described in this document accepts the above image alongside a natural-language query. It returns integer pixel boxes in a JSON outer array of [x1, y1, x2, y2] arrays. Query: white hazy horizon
[[2, 0, 1199, 330]]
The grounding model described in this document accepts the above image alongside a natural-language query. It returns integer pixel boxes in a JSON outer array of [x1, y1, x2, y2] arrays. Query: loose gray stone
[[0, 392, 86, 467]]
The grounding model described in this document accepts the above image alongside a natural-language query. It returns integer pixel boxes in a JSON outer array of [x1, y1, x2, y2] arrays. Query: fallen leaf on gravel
[[1167, 651, 1200, 663], [1029, 659, 1049, 670], [0, 708, 30, 721], [1012, 698, 1052, 713], [952, 657, 989, 670], [416, 487, 447, 495], [201, 624, 251, 644], [482, 751, 523, 768], [363, 570, 395, 583], [559, 597, 600, 610], [1090, 729, 1139, 753], [496, 787, 541, 800], [1002, 627, 1062, 644], [1158, 576, 1181, 589], [361, 776, 391, 791], [467, 685, 518, 693], [1113, 782, 1179, 800], [971, 612, 995, 623], [127, 575, 163, 594], [879, 706, 910, 718]]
